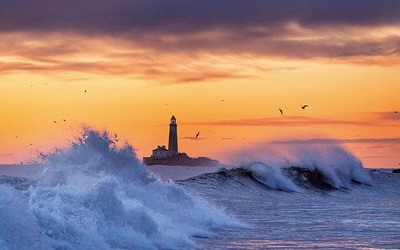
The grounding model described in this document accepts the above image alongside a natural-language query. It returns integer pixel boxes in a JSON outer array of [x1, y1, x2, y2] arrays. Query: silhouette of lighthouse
[[168, 115, 178, 155]]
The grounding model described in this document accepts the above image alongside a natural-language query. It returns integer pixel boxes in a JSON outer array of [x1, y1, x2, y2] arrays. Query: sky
[[1, 0, 399, 168]]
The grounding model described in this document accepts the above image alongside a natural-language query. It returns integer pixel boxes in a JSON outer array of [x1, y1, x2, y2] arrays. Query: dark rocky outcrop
[[143, 153, 220, 166]]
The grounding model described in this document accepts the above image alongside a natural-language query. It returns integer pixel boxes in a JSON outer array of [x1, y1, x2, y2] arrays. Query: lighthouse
[[142, 115, 219, 166], [168, 115, 178, 155]]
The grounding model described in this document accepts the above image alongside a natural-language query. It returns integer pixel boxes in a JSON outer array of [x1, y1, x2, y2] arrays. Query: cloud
[[184, 116, 371, 127], [368, 111, 400, 122], [269, 138, 400, 145], [0, 153, 13, 157], [2, 1, 400, 33], [184, 111, 400, 128], [1, 0, 399, 64], [221, 137, 234, 141], [181, 136, 205, 141], [1, 32, 286, 82]]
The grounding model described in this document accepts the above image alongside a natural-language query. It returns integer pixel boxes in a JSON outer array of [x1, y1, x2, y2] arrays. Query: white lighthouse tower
[[168, 115, 178, 155]]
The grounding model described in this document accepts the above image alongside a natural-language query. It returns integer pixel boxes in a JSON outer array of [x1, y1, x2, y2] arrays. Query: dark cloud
[[1, 1, 399, 33], [1, 0, 400, 60]]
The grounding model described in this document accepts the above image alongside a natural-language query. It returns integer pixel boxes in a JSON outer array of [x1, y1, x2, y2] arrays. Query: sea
[[1, 129, 399, 249]]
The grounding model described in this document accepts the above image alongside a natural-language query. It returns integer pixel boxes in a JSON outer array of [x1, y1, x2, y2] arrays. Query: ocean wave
[[0, 129, 242, 249], [181, 144, 372, 193]]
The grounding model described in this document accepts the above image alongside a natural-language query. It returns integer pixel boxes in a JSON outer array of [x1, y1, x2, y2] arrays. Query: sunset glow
[[1, 1, 399, 168]]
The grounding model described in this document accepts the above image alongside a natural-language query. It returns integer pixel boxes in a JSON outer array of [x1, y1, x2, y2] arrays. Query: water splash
[[1, 128, 241, 249], [227, 141, 372, 189]]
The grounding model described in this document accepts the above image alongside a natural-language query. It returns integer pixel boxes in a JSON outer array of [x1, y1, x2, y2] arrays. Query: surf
[[0, 128, 242, 250], [180, 142, 372, 193]]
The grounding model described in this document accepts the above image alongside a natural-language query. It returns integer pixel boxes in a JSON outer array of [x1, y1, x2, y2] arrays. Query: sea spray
[[0, 128, 241, 249], [227, 141, 372, 190], [244, 162, 303, 192]]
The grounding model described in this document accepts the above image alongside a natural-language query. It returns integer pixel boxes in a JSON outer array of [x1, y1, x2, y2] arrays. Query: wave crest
[[1, 128, 241, 249], [229, 142, 372, 189]]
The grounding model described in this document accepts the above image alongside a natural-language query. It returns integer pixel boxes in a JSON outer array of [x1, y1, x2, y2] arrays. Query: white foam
[[0, 129, 241, 249], [245, 162, 303, 192], [227, 141, 372, 189]]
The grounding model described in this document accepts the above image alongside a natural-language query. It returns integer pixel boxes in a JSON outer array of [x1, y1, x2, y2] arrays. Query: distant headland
[[142, 116, 220, 166]]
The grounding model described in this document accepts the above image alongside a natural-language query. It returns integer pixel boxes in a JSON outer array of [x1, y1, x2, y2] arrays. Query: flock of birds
[[17, 83, 400, 165], [15, 86, 88, 146]]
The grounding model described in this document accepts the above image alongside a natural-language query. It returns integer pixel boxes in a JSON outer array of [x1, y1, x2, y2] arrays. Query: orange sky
[[1, 1, 399, 168]]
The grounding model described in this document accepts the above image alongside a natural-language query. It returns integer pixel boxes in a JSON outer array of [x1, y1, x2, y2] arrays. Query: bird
[[395, 111, 398, 113], [300, 104, 308, 110], [84, 90, 87, 93], [54, 121, 57, 123], [279, 108, 283, 115], [195, 132, 200, 138], [63, 119, 66, 122]]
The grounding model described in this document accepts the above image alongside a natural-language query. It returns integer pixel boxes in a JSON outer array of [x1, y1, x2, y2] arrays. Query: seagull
[[84, 90, 87, 93], [54, 121, 57, 123], [300, 104, 308, 110], [195, 132, 200, 138], [395, 111, 398, 113], [279, 108, 283, 115]]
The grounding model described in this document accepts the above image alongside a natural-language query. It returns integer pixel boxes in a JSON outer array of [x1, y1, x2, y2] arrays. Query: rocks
[[143, 153, 220, 166]]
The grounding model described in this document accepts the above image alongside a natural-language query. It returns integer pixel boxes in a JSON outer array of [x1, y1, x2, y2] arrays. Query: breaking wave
[[0, 129, 241, 250], [182, 144, 372, 193]]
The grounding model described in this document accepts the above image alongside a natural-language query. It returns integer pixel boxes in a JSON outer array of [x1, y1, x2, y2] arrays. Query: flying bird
[[54, 121, 57, 123], [84, 90, 87, 93], [300, 104, 308, 110], [279, 108, 283, 115], [195, 132, 200, 138]]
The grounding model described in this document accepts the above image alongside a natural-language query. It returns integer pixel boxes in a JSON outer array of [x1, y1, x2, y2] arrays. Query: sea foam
[[0, 129, 240, 249], [228, 141, 372, 190]]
